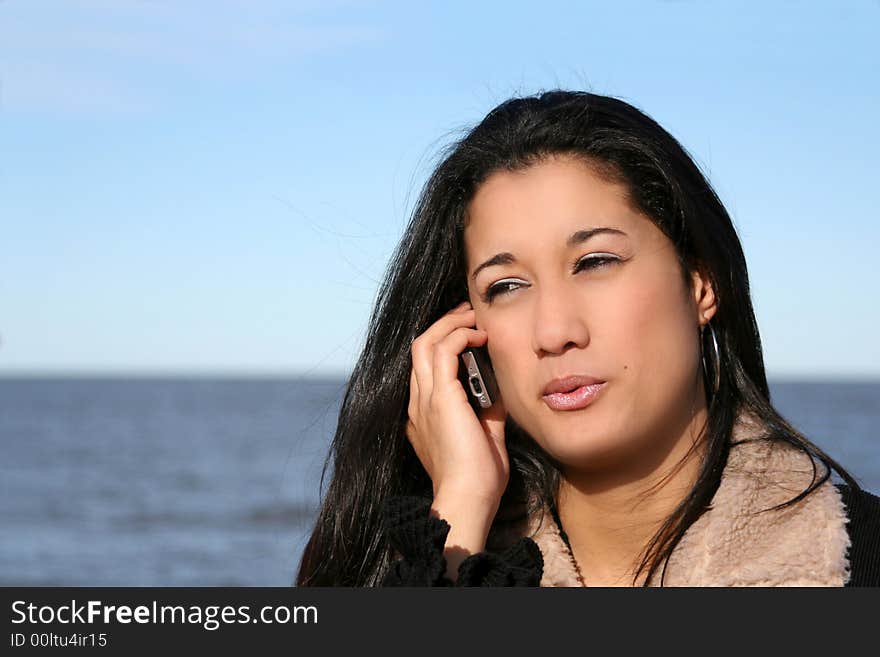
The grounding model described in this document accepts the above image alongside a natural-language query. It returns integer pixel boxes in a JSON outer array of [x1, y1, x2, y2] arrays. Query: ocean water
[[1, 377, 878, 586]]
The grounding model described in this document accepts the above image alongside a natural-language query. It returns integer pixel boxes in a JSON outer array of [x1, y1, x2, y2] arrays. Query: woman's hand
[[406, 300, 509, 508]]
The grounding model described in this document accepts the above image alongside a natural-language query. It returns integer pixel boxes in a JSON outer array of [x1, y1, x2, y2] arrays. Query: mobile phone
[[458, 345, 499, 412]]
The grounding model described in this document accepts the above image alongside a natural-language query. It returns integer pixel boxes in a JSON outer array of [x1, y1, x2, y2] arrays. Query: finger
[[419, 307, 478, 350], [410, 335, 434, 408], [411, 308, 477, 402], [432, 326, 489, 393], [407, 365, 420, 420], [404, 416, 417, 445]]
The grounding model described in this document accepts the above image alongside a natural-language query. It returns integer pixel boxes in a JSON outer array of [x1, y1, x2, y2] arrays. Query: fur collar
[[522, 410, 851, 586]]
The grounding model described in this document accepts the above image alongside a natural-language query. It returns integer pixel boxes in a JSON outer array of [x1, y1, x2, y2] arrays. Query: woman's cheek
[[485, 331, 525, 406]]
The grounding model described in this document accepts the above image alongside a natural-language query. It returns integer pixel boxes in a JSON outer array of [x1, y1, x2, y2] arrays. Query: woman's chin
[[534, 424, 625, 467], [551, 442, 625, 470]]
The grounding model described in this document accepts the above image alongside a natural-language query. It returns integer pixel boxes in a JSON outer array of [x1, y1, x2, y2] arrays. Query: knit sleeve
[[837, 483, 880, 587], [379, 495, 543, 587]]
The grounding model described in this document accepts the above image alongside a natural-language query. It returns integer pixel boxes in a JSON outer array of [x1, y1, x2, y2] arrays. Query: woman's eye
[[484, 280, 523, 302], [574, 254, 618, 273], [482, 254, 619, 303]]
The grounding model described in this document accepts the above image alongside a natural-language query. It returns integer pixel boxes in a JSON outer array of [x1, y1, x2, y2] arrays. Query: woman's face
[[464, 155, 714, 470]]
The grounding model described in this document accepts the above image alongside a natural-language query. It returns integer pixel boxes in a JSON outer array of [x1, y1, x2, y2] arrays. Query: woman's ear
[[690, 265, 717, 326]]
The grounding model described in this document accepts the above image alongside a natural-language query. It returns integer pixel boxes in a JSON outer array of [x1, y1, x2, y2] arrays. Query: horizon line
[[1, 369, 879, 384]]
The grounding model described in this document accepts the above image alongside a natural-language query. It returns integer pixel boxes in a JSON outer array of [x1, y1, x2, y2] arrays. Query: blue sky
[[1, 0, 878, 379]]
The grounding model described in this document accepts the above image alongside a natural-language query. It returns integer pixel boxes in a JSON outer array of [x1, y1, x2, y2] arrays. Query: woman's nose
[[531, 286, 590, 355]]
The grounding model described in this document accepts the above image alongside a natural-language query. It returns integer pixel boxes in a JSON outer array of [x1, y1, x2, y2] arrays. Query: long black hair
[[295, 90, 861, 586]]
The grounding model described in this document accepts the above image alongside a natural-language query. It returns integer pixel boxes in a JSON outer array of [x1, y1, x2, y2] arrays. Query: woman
[[295, 90, 880, 587]]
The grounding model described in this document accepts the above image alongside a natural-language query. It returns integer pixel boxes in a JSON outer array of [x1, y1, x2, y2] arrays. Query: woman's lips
[[542, 382, 606, 411]]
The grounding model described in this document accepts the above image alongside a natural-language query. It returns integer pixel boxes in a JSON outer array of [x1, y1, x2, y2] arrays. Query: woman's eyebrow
[[470, 226, 628, 281]]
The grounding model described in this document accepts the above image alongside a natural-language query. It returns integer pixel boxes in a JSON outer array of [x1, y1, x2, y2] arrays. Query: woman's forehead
[[463, 197, 649, 257], [464, 158, 642, 240]]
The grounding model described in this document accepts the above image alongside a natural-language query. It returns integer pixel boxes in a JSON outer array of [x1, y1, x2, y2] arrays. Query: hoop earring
[[701, 320, 721, 397]]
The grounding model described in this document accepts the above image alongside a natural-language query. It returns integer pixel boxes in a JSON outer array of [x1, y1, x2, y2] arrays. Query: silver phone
[[458, 345, 499, 412]]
